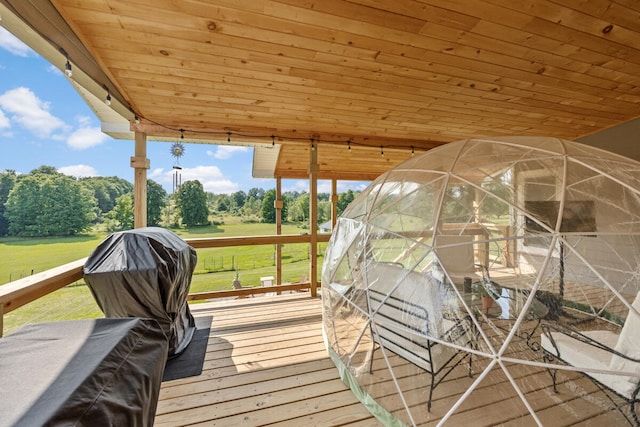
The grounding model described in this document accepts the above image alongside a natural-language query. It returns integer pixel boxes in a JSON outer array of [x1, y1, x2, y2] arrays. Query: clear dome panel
[[367, 177, 444, 236], [322, 137, 640, 426]]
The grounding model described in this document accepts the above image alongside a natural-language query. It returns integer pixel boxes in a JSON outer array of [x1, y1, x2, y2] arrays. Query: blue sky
[[0, 27, 368, 195]]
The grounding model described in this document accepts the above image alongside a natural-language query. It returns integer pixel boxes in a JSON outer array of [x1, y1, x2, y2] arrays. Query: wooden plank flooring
[[155, 293, 633, 426], [155, 294, 380, 426]]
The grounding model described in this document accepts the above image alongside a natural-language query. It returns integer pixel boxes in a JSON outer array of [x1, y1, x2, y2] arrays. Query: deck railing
[[0, 233, 331, 337]]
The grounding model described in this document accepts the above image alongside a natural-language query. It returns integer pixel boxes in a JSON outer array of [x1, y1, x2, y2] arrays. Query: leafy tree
[[163, 195, 181, 228], [31, 165, 60, 176], [146, 179, 167, 226], [176, 180, 209, 226], [5, 172, 97, 236], [337, 189, 356, 215], [247, 187, 265, 200], [280, 192, 292, 221], [261, 189, 277, 223], [318, 199, 331, 225], [289, 193, 310, 222], [230, 190, 246, 212], [91, 181, 112, 213], [81, 176, 133, 215], [106, 194, 134, 231], [242, 196, 262, 217], [214, 194, 231, 212], [0, 170, 17, 236], [260, 189, 291, 223], [283, 190, 301, 204]]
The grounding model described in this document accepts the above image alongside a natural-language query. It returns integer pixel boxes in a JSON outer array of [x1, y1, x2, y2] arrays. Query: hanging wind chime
[[170, 134, 185, 193]]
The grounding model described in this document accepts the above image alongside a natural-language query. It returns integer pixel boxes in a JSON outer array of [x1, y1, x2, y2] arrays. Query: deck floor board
[[156, 294, 381, 426], [155, 293, 630, 426]]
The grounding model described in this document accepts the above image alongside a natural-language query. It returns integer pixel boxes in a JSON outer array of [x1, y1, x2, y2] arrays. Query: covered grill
[[84, 227, 196, 356]]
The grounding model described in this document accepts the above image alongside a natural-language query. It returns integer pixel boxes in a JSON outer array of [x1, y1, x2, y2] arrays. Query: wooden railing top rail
[[0, 258, 86, 336], [0, 258, 86, 316], [185, 233, 331, 248]]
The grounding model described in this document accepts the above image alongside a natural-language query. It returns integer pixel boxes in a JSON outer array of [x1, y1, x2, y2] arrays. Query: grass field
[[0, 218, 326, 335]]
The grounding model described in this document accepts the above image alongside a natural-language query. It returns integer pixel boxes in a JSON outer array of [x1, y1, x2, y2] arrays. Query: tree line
[[0, 167, 359, 237]]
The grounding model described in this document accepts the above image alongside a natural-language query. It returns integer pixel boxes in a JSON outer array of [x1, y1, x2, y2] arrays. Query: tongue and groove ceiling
[[3, 0, 640, 180]]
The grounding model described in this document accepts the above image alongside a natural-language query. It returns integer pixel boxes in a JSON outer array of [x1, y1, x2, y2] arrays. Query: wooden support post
[[309, 141, 319, 297], [331, 179, 338, 230], [275, 177, 283, 293], [473, 187, 482, 223], [131, 131, 149, 228]]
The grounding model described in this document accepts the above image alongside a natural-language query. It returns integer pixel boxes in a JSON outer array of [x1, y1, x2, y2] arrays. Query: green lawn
[[0, 219, 325, 335], [1, 234, 105, 283]]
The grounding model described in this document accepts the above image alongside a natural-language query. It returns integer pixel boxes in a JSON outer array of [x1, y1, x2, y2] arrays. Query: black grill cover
[[84, 227, 196, 356], [0, 318, 167, 427]]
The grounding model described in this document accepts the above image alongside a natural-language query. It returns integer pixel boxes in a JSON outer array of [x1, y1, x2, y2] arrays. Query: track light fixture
[[64, 58, 72, 77], [104, 85, 111, 106], [60, 48, 72, 78]]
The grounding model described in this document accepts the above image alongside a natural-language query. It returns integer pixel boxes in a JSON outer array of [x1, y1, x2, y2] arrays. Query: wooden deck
[[155, 293, 634, 426], [155, 293, 379, 426]]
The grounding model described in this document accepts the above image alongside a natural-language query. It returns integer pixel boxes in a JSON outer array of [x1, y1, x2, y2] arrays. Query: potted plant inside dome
[[473, 272, 500, 315], [475, 283, 494, 315]]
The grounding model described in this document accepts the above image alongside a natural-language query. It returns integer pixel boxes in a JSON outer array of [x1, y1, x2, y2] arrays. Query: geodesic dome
[[322, 136, 640, 426]]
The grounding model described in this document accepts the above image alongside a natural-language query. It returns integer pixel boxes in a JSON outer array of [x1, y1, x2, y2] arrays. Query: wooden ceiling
[[8, 0, 640, 180]]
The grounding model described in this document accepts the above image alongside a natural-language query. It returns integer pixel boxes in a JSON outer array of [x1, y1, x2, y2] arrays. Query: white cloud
[[0, 87, 67, 137], [58, 164, 99, 178], [47, 64, 62, 75], [207, 145, 249, 160], [182, 166, 239, 193], [337, 181, 370, 193], [284, 180, 311, 193], [0, 109, 9, 129], [148, 168, 166, 180], [151, 165, 240, 194], [67, 125, 108, 149], [0, 27, 33, 57], [76, 115, 92, 126]]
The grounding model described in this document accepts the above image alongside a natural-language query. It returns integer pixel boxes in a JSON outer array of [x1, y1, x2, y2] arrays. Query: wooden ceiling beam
[[131, 120, 447, 151]]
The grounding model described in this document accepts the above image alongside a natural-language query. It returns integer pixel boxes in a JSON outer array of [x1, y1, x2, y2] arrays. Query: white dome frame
[[322, 137, 640, 426]]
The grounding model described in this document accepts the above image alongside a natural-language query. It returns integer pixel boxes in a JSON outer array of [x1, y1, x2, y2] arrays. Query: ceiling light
[[60, 48, 72, 78], [103, 84, 112, 106], [64, 59, 72, 77]]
